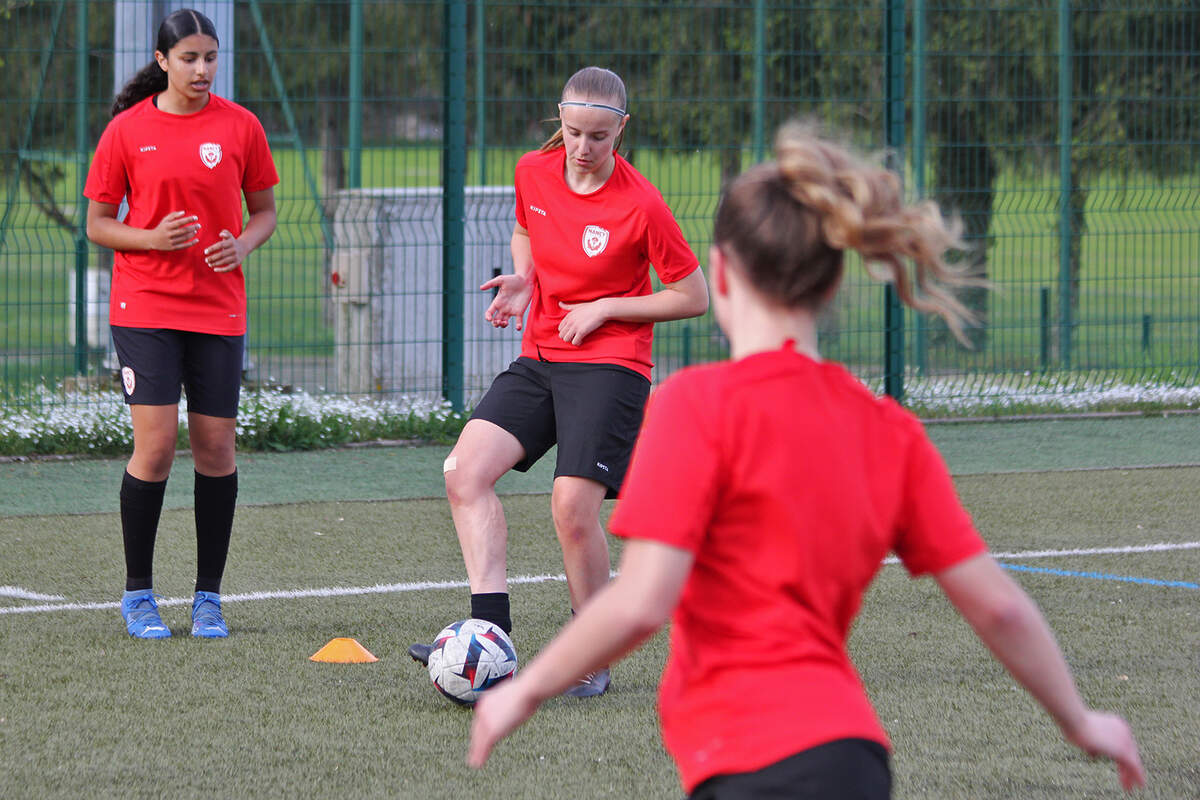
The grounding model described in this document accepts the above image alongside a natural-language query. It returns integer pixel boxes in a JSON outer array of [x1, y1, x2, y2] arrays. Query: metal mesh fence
[[2, 1, 1197, 412]]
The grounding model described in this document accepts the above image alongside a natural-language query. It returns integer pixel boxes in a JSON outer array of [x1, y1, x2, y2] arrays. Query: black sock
[[120, 471, 167, 591], [470, 592, 512, 634], [194, 469, 237, 594]]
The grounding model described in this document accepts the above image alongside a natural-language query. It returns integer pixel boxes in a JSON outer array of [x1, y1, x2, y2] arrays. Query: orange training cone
[[310, 637, 379, 663]]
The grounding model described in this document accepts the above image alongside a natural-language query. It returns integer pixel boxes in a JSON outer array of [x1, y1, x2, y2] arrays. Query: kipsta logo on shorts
[[121, 367, 136, 396], [582, 225, 610, 257], [199, 142, 222, 169]]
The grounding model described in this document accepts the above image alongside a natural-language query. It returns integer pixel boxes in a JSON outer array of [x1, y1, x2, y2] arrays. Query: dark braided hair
[[111, 8, 219, 117]]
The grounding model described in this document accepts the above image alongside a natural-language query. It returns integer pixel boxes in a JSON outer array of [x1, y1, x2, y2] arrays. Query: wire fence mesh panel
[[1, 1, 1197, 418]]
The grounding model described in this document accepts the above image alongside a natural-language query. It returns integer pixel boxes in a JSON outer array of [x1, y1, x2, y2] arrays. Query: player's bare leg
[[443, 419, 526, 594], [551, 475, 612, 697], [550, 476, 610, 610]]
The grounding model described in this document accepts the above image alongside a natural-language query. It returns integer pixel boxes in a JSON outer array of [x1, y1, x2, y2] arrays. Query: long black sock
[[194, 469, 237, 594], [470, 592, 512, 634], [120, 471, 167, 591]]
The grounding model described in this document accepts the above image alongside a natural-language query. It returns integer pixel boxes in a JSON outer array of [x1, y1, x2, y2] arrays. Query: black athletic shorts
[[470, 356, 651, 498], [110, 326, 244, 418], [688, 738, 892, 800]]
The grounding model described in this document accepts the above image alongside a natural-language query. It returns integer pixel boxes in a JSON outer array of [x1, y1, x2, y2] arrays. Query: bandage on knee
[[443, 456, 457, 473]]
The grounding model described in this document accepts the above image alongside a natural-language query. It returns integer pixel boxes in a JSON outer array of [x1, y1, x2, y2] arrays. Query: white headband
[[559, 100, 627, 117]]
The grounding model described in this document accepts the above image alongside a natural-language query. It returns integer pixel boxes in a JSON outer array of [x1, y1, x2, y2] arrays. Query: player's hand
[[1063, 711, 1146, 792], [204, 230, 248, 272], [557, 299, 610, 346], [481, 273, 533, 330], [147, 210, 200, 251], [466, 680, 540, 768]]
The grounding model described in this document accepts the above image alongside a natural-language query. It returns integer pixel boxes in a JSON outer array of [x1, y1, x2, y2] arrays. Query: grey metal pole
[[193, 1, 234, 99]]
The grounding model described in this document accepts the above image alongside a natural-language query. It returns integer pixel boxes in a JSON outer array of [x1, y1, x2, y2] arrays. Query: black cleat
[[563, 668, 610, 698], [408, 642, 432, 666]]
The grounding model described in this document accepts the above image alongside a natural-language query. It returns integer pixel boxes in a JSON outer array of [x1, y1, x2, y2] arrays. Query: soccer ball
[[427, 618, 518, 706]]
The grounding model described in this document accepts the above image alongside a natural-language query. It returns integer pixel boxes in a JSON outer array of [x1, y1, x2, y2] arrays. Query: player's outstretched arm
[[934, 554, 1147, 792], [481, 224, 536, 330], [468, 539, 692, 768]]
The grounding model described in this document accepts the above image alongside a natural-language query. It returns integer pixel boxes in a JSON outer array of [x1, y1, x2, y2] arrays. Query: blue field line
[[998, 562, 1199, 589]]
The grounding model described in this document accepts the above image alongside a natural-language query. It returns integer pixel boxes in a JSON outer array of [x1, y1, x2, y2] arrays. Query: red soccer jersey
[[84, 94, 279, 335], [608, 342, 987, 793], [513, 148, 699, 379]]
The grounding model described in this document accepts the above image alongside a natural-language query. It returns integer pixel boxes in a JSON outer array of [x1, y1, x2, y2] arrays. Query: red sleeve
[[609, 372, 720, 552], [893, 422, 988, 576], [241, 114, 279, 193], [642, 192, 698, 285], [83, 120, 128, 205]]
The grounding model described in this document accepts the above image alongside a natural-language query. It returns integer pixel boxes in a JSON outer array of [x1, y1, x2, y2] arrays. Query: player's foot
[[408, 642, 432, 666], [121, 590, 171, 639], [191, 591, 228, 638], [563, 668, 610, 698]]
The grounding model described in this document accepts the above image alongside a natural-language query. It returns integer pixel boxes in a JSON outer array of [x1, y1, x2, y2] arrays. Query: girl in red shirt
[[409, 67, 708, 697], [467, 123, 1145, 796], [84, 9, 278, 640]]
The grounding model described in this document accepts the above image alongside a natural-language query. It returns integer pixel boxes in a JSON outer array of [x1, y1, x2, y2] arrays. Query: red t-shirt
[[608, 343, 988, 793], [84, 94, 279, 335], [513, 148, 699, 379]]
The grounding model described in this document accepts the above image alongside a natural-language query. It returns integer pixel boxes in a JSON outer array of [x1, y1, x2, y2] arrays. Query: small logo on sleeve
[[529, 205, 547, 217], [582, 225, 610, 257], [139, 145, 157, 152], [199, 142, 223, 169]]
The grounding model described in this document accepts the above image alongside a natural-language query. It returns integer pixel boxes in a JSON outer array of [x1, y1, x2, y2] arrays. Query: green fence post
[[883, 0, 906, 401], [752, 0, 766, 162], [912, 0, 927, 377], [348, 0, 362, 188], [73, 0, 89, 374], [476, 0, 487, 185], [1058, 0, 1073, 369], [1040, 286, 1051, 371], [443, 0, 467, 411]]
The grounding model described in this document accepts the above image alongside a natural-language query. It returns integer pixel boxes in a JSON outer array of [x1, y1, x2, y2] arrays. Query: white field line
[[0, 586, 66, 601], [3, 542, 1198, 617], [883, 540, 1200, 565]]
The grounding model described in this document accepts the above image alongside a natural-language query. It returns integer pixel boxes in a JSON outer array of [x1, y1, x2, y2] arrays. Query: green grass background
[[1, 416, 1198, 798]]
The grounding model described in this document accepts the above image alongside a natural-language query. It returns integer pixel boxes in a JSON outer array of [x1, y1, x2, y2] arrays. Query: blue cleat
[[191, 591, 228, 638], [121, 590, 171, 639], [563, 668, 611, 698]]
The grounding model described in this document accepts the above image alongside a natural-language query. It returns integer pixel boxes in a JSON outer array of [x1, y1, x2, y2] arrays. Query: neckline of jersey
[[150, 92, 215, 119]]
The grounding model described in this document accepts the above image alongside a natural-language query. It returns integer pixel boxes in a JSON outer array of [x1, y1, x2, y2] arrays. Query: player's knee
[[551, 497, 598, 545], [133, 439, 176, 475], [443, 455, 480, 507]]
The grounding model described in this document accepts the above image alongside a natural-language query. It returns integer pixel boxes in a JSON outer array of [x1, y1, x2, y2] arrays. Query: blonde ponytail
[[774, 121, 982, 344], [714, 122, 984, 347]]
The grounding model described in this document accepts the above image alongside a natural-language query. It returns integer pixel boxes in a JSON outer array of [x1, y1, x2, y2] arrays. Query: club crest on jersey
[[582, 225, 610, 257], [199, 142, 222, 169]]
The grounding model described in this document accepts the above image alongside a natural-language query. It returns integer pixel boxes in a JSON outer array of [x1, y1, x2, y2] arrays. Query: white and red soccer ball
[[427, 618, 518, 706]]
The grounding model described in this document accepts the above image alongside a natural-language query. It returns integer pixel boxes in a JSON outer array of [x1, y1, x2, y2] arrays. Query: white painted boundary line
[[0, 586, 66, 601], [3, 542, 1198, 617], [0, 572, 569, 616], [882, 540, 1200, 565]]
